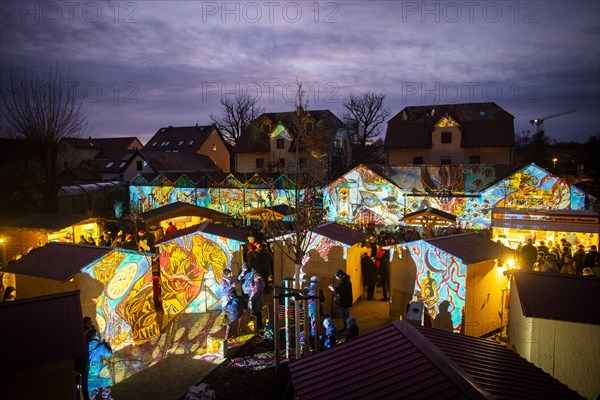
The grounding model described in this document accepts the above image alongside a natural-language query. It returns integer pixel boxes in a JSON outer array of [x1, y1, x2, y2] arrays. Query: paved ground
[[111, 286, 392, 400]]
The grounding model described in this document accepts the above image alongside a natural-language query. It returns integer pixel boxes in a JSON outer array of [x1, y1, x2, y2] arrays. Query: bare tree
[[209, 93, 264, 146], [0, 65, 88, 212], [343, 91, 390, 164]]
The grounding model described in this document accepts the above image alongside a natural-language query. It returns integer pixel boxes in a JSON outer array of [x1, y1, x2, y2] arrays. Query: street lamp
[[552, 157, 558, 169]]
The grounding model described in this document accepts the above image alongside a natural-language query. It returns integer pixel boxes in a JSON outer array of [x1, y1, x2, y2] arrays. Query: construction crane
[[529, 109, 577, 133]]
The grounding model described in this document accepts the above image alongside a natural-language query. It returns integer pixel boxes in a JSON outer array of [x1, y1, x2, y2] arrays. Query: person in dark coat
[[361, 252, 378, 300], [86, 328, 113, 400], [584, 245, 599, 269], [249, 274, 265, 329], [519, 238, 538, 270], [572, 244, 586, 275], [123, 234, 138, 251], [345, 316, 359, 340], [328, 269, 353, 331], [255, 243, 272, 291], [378, 248, 390, 301], [321, 317, 337, 349]]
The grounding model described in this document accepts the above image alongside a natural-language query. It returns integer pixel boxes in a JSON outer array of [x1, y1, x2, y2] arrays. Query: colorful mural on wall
[[407, 241, 467, 332], [83, 250, 159, 351], [301, 234, 347, 266], [158, 232, 242, 314], [324, 164, 588, 228], [130, 174, 294, 215]]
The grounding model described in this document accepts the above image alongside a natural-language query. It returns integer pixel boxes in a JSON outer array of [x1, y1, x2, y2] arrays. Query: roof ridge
[[393, 321, 495, 399]]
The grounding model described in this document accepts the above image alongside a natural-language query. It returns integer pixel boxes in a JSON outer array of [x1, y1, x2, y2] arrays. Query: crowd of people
[[519, 237, 600, 276]]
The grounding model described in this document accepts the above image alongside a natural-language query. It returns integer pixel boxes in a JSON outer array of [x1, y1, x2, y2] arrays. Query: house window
[[279, 158, 285, 168], [441, 156, 451, 165], [413, 156, 423, 164], [441, 132, 452, 143], [276, 138, 285, 149], [469, 156, 481, 164], [212, 144, 217, 151], [256, 158, 264, 169], [299, 158, 307, 168], [136, 160, 143, 171]]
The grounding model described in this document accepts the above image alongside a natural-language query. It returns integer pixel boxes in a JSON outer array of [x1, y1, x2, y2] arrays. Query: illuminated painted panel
[[158, 232, 242, 314], [302, 234, 346, 266], [407, 240, 467, 332], [83, 251, 159, 350]]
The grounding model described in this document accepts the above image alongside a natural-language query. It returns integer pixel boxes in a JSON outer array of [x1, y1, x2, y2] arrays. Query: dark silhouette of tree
[[210, 93, 264, 146], [0, 65, 88, 212], [342, 91, 390, 165]]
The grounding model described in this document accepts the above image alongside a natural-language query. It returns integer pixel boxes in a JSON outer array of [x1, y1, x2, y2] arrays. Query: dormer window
[[441, 132, 452, 143], [188, 140, 194, 146], [105, 162, 114, 168], [151, 142, 157, 147], [178, 141, 184, 146], [212, 144, 217, 151]]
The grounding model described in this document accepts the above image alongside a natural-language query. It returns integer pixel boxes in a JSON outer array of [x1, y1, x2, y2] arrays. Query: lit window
[[212, 144, 217, 151], [441, 132, 452, 143]]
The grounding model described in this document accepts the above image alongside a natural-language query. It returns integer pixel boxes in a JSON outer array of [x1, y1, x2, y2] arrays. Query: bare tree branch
[[343, 91, 390, 146], [0, 65, 88, 212], [209, 93, 264, 146]]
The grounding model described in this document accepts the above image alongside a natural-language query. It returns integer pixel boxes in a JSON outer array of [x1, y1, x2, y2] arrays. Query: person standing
[[328, 269, 353, 332], [361, 252, 378, 300], [86, 328, 113, 400], [166, 221, 178, 235], [345, 316, 359, 340], [321, 318, 337, 349], [572, 244, 586, 275], [255, 243, 272, 292], [378, 248, 390, 301], [519, 238, 537, 270], [560, 253, 576, 274], [584, 245, 599, 269], [537, 240, 550, 256], [249, 274, 265, 330]]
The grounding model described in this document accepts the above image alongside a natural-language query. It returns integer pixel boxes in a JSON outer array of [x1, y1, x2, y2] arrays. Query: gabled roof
[[155, 221, 247, 244], [1, 213, 96, 231], [289, 321, 583, 400], [385, 102, 515, 149], [402, 207, 457, 223], [144, 125, 219, 153], [512, 271, 600, 325], [62, 137, 142, 173], [0, 291, 86, 374], [2, 242, 114, 282], [311, 222, 368, 246], [422, 232, 516, 264], [235, 109, 342, 154], [138, 150, 221, 173], [140, 201, 227, 226]]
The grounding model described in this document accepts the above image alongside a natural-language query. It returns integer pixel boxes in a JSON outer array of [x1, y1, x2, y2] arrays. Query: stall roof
[[311, 222, 369, 246], [140, 201, 227, 226], [0, 291, 86, 374], [155, 221, 247, 244], [1, 213, 96, 231], [2, 242, 114, 282], [492, 208, 600, 233], [401, 207, 457, 238], [421, 232, 516, 264], [289, 321, 583, 400], [511, 271, 600, 326]]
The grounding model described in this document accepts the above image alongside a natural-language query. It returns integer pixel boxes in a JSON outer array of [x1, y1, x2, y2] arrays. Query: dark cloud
[[1, 1, 598, 143]]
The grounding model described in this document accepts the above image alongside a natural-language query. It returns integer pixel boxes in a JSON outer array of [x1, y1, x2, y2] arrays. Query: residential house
[[385, 102, 515, 165], [143, 125, 230, 173], [57, 136, 143, 182], [234, 108, 346, 180]]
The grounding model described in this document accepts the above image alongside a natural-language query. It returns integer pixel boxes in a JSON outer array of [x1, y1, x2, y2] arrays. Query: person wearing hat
[[345, 316, 359, 340], [321, 317, 337, 349], [560, 253, 576, 274], [123, 234, 138, 251]]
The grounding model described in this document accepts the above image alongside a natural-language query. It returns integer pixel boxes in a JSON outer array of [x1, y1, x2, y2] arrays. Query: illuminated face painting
[[84, 251, 159, 350], [159, 233, 240, 314], [407, 241, 466, 332]]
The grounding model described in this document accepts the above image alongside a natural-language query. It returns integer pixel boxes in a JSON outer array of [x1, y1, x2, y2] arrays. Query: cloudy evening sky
[[1, 0, 598, 144]]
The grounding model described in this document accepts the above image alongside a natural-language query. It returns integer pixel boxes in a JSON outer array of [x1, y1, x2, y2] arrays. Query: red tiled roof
[[1, 213, 95, 231], [311, 222, 368, 246], [155, 221, 247, 245], [2, 242, 114, 282], [423, 232, 516, 264], [0, 291, 86, 374], [140, 201, 228, 226], [512, 271, 600, 325], [144, 125, 218, 153], [289, 321, 583, 400], [385, 102, 515, 149]]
